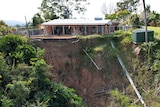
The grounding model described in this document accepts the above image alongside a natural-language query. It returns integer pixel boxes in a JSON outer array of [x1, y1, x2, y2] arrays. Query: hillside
[[34, 37, 128, 107], [33, 29, 160, 107], [4, 20, 25, 26]]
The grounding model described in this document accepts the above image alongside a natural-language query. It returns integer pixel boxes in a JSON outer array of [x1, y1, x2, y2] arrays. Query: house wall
[[43, 24, 115, 36], [45, 26, 52, 35]]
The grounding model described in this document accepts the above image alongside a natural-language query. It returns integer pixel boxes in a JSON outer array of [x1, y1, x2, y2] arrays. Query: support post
[[25, 16, 30, 37], [73, 26, 75, 35], [52, 26, 54, 35], [62, 26, 65, 35], [84, 26, 87, 35], [101, 26, 104, 35], [44, 26, 46, 36], [96, 26, 98, 34], [143, 0, 148, 43]]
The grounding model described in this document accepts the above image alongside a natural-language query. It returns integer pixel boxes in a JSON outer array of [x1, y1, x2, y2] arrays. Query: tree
[[145, 5, 151, 13], [101, 2, 115, 15], [0, 34, 28, 66], [105, 9, 130, 20], [38, 0, 59, 22], [130, 14, 141, 28], [0, 34, 84, 107], [48, 83, 84, 107], [116, 0, 140, 12], [6, 80, 30, 106], [0, 20, 9, 35], [32, 13, 44, 26], [149, 11, 160, 26], [39, 0, 89, 19], [139, 5, 151, 25]]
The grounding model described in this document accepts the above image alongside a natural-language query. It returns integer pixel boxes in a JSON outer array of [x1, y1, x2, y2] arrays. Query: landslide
[[34, 37, 128, 107]]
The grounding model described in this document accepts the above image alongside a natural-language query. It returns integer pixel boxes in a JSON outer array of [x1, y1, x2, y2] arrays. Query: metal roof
[[42, 19, 111, 26]]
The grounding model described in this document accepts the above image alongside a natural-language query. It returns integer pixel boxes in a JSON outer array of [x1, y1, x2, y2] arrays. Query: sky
[[0, 0, 159, 22]]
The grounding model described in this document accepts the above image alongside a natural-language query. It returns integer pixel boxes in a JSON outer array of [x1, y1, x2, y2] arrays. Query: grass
[[94, 44, 107, 52], [76, 34, 107, 40], [148, 26, 160, 40]]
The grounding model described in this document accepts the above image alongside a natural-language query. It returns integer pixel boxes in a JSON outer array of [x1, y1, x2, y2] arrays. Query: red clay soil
[[35, 38, 127, 107]]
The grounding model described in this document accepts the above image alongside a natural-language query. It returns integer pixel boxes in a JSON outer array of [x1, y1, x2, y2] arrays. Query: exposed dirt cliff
[[35, 38, 127, 107]]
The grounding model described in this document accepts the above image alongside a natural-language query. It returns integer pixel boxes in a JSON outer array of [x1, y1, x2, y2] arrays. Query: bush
[[120, 36, 132, 46], [110, 89, 136, 107], [114, 30, 124, 36]]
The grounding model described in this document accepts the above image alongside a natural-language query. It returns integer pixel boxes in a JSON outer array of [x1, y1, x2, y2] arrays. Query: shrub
[[110, 89, 136, 107], [114, 30, 124, 36], [120, 36, 132, 46]]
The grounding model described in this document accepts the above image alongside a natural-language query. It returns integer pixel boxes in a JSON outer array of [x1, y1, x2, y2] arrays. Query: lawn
[[148, 26, 160, 40]]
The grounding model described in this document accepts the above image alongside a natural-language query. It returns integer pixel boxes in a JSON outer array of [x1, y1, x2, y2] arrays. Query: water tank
[[132, 29, 154, 44], [94, 17, 102, 20]]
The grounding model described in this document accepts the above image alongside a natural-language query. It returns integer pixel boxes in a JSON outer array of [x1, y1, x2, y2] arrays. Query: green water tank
[[132, 29, 154, 44]]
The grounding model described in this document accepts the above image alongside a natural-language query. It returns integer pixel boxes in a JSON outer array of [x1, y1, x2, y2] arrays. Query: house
[[41, 18, 115, 36]]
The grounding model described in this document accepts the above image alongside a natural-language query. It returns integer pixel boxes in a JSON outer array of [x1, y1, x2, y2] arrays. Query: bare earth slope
[[35, 38, 127, 107]]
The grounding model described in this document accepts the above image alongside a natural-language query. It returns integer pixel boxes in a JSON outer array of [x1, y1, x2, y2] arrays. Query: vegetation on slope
[[2, 25, 160, 107], [0, 20, 15, 36], [78, 27, 160, 107], [79, 34, 136, 107], [0, 34, 84, 107], [109, 28, 160, 107]]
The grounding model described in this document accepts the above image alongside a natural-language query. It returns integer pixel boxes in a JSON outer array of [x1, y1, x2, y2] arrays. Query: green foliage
[[0, 34, 28, 66], [106, 10, 130, 20], [0, 34, 27, 54], [25, 100, 49, 107], [152, 50, 160, 71], [140, 42, 157, 63], [0, 34, 84, 107], [116, 0, 140, 12], [6, 80, 30, 106], [120, 35, 132, 46], [0, 34, 44, 66], [31, 59, 51, 90], [116, 10, 130, 19], [77, 34, 102, 40], [113, 29, 160, 106], [0, 95, 14, 107], [0, 20, 15, 35], [113, 30, 132, 47], [38, 0, 59, 21], [130, 14, 141, 28], [105, 13, 117, 20], [148, 11, 160, 26], [110, 89, 136, 107], [114, 30, 124, 35], [48, 83, 83, 107], [0, 53, 11, 87], [32, 13, 44, 26], [39, 0, 89, 19], [33, 83, 84, 107], [114, 30, 131, 37], [15, 44, 37, 65]]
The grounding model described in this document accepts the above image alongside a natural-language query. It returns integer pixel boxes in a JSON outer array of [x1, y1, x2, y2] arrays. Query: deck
[[30, 35, 76, 40]]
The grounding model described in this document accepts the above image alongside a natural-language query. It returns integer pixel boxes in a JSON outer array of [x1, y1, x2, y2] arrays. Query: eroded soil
[[35, 38, 127, 107]]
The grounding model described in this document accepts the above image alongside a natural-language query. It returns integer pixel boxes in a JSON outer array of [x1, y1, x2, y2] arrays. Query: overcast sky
[[0, 0, 159, 22]]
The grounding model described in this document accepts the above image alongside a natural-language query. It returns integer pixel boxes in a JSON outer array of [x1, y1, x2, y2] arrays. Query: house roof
[[42, 19, 111, 26]]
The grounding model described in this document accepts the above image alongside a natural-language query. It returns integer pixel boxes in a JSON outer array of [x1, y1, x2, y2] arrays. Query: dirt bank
[[35, 38, 127, 107]]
